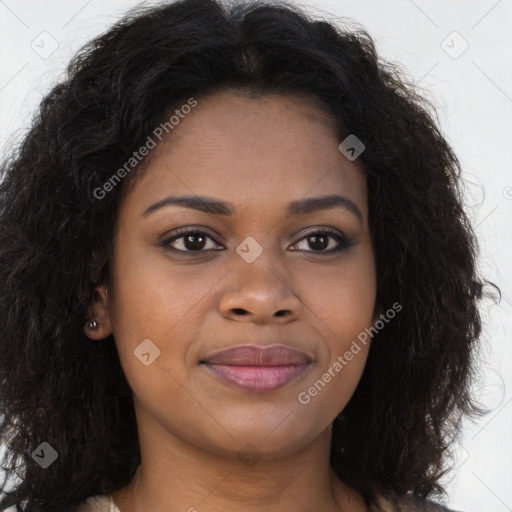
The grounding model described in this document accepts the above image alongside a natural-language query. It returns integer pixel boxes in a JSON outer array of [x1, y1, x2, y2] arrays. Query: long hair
[[0, 0, 498, 510]]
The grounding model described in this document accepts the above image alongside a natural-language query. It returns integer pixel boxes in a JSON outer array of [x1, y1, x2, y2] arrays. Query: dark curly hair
[[0, 0, 499, 510]]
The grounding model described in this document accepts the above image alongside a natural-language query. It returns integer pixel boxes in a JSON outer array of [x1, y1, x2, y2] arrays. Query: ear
[[83, 284, 113, 340]]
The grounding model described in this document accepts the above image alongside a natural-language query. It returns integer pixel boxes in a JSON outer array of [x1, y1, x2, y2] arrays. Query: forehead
[[122, 91, 367, 219]]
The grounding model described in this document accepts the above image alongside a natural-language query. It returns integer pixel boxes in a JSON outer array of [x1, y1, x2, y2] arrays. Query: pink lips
[[200, 344, 312, 393]]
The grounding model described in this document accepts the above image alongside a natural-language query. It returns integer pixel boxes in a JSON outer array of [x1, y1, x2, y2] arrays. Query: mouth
[[199, 344, 313, 393]]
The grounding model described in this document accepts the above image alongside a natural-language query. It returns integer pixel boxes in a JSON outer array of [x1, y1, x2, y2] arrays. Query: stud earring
[[87, 320, 99, 330]]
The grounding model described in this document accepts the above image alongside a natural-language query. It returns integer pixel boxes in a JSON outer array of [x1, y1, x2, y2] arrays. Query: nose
[[218, 250, 302, 325]]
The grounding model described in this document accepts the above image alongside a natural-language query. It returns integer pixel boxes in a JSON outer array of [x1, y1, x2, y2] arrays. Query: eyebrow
[[142, 194, 363, 224]]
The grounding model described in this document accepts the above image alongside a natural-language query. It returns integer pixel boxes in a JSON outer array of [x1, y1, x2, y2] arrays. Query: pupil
[[185, 234, 205, 250], [310, 235, 328, 250]]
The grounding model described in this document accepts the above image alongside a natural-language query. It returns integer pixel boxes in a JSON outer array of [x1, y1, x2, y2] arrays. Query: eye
[[159, 227, 223, 254], [159, 227, 353, 255], [291, 229, 353, 254]]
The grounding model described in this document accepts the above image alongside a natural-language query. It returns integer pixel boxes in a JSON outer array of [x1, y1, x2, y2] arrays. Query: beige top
[[75, 494, 120, 512], [3, 498, 120, 512], [74, 492, 458, 511]]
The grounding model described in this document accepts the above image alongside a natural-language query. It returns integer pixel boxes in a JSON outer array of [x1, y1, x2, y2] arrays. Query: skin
[[85, 91, 380, 512]]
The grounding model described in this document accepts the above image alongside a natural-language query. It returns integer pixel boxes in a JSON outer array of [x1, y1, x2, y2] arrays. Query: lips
[[202, 344, 312, 366], [200, 344, 312, 392]]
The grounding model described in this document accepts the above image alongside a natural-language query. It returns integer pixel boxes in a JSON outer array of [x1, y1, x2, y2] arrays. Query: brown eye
[[159, 229, 223, 253], [307, 233, 330, 251], [181, 233, 207, 251], [291, 229, 353, 253]]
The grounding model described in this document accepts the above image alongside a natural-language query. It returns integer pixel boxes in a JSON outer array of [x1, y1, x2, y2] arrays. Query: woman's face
[[103, 91, 378, 458]]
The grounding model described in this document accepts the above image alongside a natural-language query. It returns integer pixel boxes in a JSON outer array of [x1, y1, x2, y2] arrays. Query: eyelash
[[158, 226, 354, 256]]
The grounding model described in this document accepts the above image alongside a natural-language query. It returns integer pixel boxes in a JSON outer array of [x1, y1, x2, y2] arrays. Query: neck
[[111, 401, 366, 512]]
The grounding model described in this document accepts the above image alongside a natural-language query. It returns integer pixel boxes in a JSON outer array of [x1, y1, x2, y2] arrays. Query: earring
[[87, 320, 99, 330]]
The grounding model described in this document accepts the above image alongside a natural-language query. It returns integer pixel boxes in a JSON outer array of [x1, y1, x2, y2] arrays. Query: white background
[[1, 1, 511, 511]]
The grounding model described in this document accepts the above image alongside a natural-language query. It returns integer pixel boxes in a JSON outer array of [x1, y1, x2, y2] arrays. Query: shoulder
[[372, 490, 466, 512], [74, 494, 118, 512], [2, 494, 118, 512]]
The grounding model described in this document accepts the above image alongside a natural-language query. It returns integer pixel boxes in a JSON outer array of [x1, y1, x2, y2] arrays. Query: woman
[[0, 0, 497, 510]]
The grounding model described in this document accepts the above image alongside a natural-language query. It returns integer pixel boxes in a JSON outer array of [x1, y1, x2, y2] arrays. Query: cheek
[[109, 239, 210, 339], [294, 247, 375, 413], [299, 246, 377, 341], [295, 267, 375, 420]]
